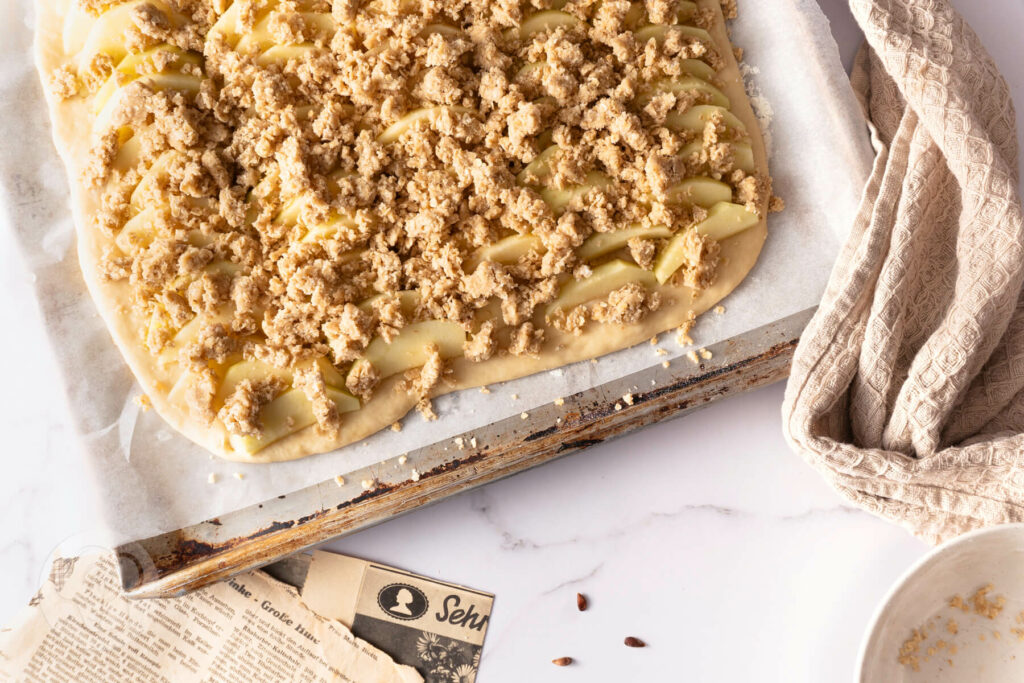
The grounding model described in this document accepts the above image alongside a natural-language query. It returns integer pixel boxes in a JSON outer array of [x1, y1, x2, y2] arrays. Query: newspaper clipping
[[301, 551, 494, 682], [0, 553, 422, 682]]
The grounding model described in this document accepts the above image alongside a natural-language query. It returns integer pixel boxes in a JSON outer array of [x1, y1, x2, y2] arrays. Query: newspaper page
[[300, 551, 493, 683], [0, 553, 422, 683]]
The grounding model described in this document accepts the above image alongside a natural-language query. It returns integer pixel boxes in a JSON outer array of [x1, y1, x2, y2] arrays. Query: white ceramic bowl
[[858, 523, 1024, 682]]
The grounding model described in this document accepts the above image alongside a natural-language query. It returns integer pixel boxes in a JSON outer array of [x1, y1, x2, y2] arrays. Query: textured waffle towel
[[782, 0, 1024, 543]]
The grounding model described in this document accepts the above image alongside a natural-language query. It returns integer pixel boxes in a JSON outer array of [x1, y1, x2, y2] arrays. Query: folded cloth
[[782, 0, 1024, 543]]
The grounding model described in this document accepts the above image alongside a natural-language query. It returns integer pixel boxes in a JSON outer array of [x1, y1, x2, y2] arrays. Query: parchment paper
[[0, 0, 873, 542]]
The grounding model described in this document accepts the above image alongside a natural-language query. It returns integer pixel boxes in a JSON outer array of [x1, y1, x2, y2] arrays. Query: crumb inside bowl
[[858, 523, 1024, 682]]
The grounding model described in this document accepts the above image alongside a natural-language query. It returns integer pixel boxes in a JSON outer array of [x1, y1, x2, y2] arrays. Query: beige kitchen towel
[[782, 0, 1024, 543]]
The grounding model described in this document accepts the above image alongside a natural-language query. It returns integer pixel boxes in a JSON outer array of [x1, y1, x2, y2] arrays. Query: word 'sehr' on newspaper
[[300, 551, 494, 683], [0, 552, 422, 682]]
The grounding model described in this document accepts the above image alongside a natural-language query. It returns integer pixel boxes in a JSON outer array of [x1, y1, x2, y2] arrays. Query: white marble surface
[[3, 1, 1024, 681]]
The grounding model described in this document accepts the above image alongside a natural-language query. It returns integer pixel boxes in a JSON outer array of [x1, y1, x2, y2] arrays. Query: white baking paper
[[0, 0, 873, 542]]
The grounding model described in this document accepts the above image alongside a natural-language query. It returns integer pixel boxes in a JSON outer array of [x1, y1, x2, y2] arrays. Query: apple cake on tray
[[35, 0, 778, 462]]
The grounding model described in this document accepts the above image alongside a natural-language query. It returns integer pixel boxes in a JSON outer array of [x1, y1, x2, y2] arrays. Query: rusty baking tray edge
[[116, 307, 813, 598]]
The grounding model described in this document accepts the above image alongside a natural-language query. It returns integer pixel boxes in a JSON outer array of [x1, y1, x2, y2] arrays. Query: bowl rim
[[854, 522, 1024, 682]]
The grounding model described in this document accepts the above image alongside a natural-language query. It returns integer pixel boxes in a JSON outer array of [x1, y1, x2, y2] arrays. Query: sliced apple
[[159, 307, 233, 365], [665, 104, 747, 136], [694, 201, 761, 241], [208, 0, 249, 45], [116, 207, 160, 253], [378, 106, 475, 144], [633, 24, 713, 47], [652, 203, 760, 283], [93, 46, 201, 113], [540, 171, 613, 213], [76, 0, 185, 70], [112, 131, 145, 173], [217, 359, 293, 405], [514, 62, 545, 82], [654, 232, 690, 284], [663, 177, 733, 207], [516, 11, 581, 39], [576, 225, 673, 262], [257, 44, 321, 65], [677, 58, 718, 82], [421, 23, 462, 38], [63, 3, 95, 56], [548, 259, 657, 313], [347, 320, 466, 382], [679, 140, 756, 174], [358, 290, 421, 314], [518, 145, 562, 186], [236, 11, 336, 53], [312, 357, 348, 388], [229, 387, 361, 455], [130, 150, 179, 210], [274, 169, 354, 226], [638, 77, 730, 109], [468, 234, 545, 270], [94, 73, 203, 134]]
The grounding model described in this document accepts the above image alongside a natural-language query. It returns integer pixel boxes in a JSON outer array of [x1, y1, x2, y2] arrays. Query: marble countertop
[[2, 1, 1022, 680]]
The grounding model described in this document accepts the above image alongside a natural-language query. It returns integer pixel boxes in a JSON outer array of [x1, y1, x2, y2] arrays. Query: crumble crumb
[[208, 472, 217, 484], [699, 347, 712, 360], [676, 311, 697, 345], [134, 394, 152, 411], [898, 628, 926, 672], [622, 393, 634, 405], [520, 412, 529, 420], [554, 397, 565, 406], [410, 469, 421, 482], [391, 422, 402, 432], [687, 350, 700, 363], [48, 65, 80, 100], [398, 455, 408, 465], [334, 475, 346, 486]]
